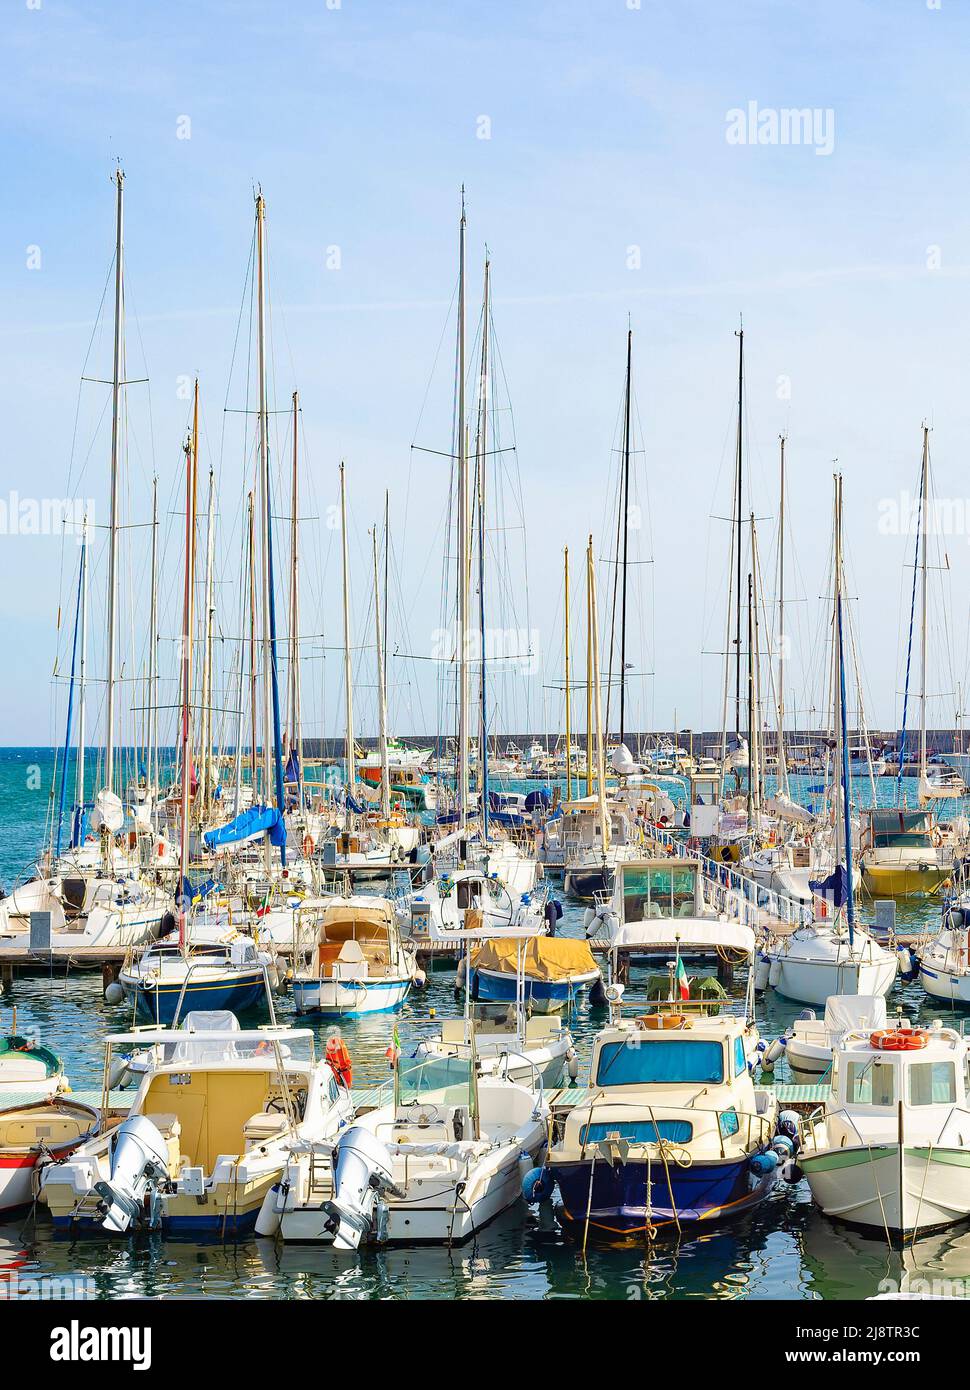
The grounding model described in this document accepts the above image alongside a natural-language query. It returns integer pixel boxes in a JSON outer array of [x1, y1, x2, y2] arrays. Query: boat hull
[[551, 1154, 776, 1234], [121, 968, 267, 1024], [769, 954, 897, 1007], [917, 964, 970, 1007], [292, 976, 411, 1017], [861, 862, 949, 899], [473, 967, 597, 1015], [801, 1143, 970, 1236]]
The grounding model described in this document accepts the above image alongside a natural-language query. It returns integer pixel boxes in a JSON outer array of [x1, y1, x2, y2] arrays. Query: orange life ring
[[325, 1036, 353, 1087], [157, 841, 166, 858], [303, 833, 315, 857], [870, 1028, 929, 1051]]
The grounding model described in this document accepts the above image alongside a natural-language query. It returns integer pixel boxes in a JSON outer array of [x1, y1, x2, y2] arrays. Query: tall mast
[[232, 496, 250, 815], [200, 467, 216, 821], [372, 526, 391, 821], [476, 253, 490, 843], [585, 547, 593, 796], [834, 473, 855, 943], [588, 536, 609, 852], [247, 492, 258, 798], [776, 435, 789, 796], [76, 512, 89, 820], [456, 190, 470, 836], [177, 422, 197, 951], [564, 545, 572, 802], [746, 571, 755, 829], [340, 462, 356, 815], [750, 515, 764, 826], [146, 478, 159, 796], [919, 423, 930, 783], [289, 390, 304, 811], [619, 326, 632, 745], [104, 166, 125, 796], [255, 191, 273, 801], [733, 324, 744, 740]]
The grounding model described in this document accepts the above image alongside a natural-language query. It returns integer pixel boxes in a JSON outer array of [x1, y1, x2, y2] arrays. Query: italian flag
[[385, 1023, 401, 1066], [675, 956, 690, 1001]]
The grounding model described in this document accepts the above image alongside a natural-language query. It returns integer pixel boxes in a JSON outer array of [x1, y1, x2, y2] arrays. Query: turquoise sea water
[[0, 748, 965, 1301]]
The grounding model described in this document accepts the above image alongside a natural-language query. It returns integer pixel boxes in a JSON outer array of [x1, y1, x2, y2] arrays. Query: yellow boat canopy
[[471, 936, 597, 981], [321, 902, 394, 943]]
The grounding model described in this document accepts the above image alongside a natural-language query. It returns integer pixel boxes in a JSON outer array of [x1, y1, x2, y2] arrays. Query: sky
[[2, 0, 970, 751]]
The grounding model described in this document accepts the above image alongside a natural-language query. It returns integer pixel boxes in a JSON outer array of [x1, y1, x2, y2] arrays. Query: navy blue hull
[[551, 1154, 775, 1233]]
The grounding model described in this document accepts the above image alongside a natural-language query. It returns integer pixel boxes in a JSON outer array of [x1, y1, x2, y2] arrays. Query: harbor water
[[1, 748, 965, 1300]]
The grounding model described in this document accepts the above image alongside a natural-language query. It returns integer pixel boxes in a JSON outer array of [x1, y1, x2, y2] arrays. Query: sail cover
[[203, 805, 286, 850]]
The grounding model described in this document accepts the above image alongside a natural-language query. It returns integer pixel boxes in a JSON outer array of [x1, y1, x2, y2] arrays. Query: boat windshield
[[622, 867, 697, 923], [845, 1058, 895, 1106], [907, 1061, 957, 1106], [395, 1053, 476, 1110], [595, 1038, 724, 1086]]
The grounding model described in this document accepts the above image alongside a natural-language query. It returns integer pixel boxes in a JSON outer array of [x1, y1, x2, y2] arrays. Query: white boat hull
[[802, 1143, 970, 1234]]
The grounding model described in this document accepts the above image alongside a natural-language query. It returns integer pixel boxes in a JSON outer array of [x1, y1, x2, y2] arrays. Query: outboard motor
[[93, 1115, 169, 1234], [323, 1126, 400, 1251]]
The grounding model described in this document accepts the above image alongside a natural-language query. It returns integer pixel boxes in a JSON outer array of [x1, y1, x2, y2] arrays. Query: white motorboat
[[800, 1023, 970, 1237], [782, 994, 905, 1083], [277, 1043, 547, 1246], [291, 895, 422, 1016], [761, 919, 897, 1007]]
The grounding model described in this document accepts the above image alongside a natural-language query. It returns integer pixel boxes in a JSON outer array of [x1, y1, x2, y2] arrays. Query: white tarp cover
[[822, 994, 887, 1033], [610, 918, 754, 954]]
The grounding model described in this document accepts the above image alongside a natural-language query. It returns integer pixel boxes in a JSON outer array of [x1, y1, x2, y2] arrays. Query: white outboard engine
[[323, 1126, 400, 1251], [94, 1115, 169, 1234]]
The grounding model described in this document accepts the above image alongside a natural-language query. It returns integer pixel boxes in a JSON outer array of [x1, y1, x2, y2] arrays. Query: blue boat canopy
[[203, 805, 286, 850]]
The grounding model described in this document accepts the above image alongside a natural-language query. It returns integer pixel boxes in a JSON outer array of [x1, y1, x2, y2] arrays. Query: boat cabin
[[310, 899, 404, 981]]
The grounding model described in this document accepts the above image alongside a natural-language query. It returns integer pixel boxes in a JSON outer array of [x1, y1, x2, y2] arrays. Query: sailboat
[[760, 476, 897, 1006], [861, 427, 959, 897]]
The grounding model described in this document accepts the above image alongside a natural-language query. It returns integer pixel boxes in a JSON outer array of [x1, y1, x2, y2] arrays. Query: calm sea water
[[0, 748, 966, 1301]]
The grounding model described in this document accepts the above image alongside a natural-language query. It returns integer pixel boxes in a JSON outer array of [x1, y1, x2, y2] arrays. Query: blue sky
[[2, 0, 970, 748]]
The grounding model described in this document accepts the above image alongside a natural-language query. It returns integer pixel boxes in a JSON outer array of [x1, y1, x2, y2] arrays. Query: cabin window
[[580, 1119, 692, 1146], [718, 1109, 740, 1139], [595, 1039, 724, 1086], [733, 1037, 746, 1077], [622, 868, 697, 923], [907, 1061, 956, 1106], [845, 1059, 895, 1106]]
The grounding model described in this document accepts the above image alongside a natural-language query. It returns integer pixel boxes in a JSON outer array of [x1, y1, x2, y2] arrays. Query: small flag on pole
[[385, 1023, 401, 1066], [675, 956, 690, 1002]]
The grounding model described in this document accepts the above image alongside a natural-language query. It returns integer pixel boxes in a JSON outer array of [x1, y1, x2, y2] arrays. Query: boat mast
[[76, 510, 89, 825], [372, 526, 391, 821], [456, 191, 470, 838], [834, 473, 855, 942], [146, 478, 159, 798], [247, 492, 258, 800], [619, 326, 632, 746], [588, 536, 609, 852], [340, 462, 356, 823], [232, 496, 250, 816], [746, 571, 755, 829], [200, 467, 216, 822], [776, 435, 789, 796], [919, 423, 929, 786], [255, 191, 273, 803], [733, 325, 744, 740], [586, 541, 594, 797], [289, 390, 305, 812], [476, 253, 490, 844], [178, 418, 197, 951], [564, 545, 572, 801], [104, 167, 125, 798]]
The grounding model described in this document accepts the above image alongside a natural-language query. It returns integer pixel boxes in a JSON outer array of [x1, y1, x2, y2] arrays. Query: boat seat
[[643, 902, 663, 919], [243, 1111, 290, 1144], [337, 939, 365, 963]]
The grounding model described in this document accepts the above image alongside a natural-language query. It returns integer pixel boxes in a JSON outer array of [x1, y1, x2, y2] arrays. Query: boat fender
[[583, 908, 597, 933], [896, 946, 916, 981], [104, 981, 125, 1007], [255, 1182, 284, 1238], [749, 1151, 779, 1177], [771, 1133, 796, 1161], [521, 1164, 554, 1204], [107, 1052, 131, 1089], [588, 974, 609, 1009], [781, 1160, 802, 1184], [566, 1048, 579, 1082], [412, 967, 427, 990], [753, 956, 770, 992], [764, 1036, 786, 1066], [777, 1111, 801, 1143], [768, 959, 782, 989]]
